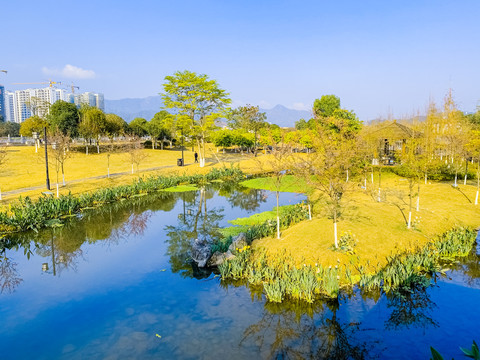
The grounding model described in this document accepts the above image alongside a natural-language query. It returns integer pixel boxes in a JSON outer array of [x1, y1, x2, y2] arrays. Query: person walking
[[194, 152, 198, 163]]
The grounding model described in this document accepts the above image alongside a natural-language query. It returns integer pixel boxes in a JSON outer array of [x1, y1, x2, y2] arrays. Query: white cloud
[[42, 64, 96, 79], [292, 102, 310, 111]]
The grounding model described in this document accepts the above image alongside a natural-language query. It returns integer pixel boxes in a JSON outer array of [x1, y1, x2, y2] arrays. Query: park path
[[2, 162, 188, 197]]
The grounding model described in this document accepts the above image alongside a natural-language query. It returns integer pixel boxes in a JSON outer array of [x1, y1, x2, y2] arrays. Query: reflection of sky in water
[[0, 187, 479, 359]]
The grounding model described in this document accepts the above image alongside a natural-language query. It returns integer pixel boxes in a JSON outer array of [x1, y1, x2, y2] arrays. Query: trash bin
[[177, 158, 183, 166]]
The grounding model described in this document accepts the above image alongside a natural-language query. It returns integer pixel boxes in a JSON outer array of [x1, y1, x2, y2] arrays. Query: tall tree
[[79, 106, 107, 153], [228, 104, 266, 156], [161, 70, 231, 167], [47, 100, 80, 137], [298, 116, 359, 248], [128, 117, 148, 137], [19, 115, 48, 137], [313, 95, 341, 118], [147, 111, 173, 149], [105, 113, 127, 139]]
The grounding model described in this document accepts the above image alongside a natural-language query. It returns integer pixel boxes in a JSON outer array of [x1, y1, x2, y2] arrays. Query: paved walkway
[[2, 163, 187, 197]]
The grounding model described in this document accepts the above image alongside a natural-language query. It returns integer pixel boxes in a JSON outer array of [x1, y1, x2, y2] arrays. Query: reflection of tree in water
[[165, 188, 225, 278], [0, 250, 23, 294], [2, 191, 179, 280], [447, 245, 480, 287], [210, 181, 268, 212], [384, 286, 438, 331], [240, 298, 372, 360]]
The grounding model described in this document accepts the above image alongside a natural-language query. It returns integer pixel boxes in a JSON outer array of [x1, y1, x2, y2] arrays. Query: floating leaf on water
[[155, 334, 162, 338], [159, 269, 166, 272]]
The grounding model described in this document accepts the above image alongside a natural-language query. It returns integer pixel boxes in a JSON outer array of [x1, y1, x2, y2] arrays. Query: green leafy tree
[[0, 122, 20, 137], [128, 117, 148, 137], [105, 113, 127, 139], [19, 115, 47, 137], [211, 129, 233, 152], [47, 100, 80, 137], [228, 104, 266, 156], [313, 95, 341, 118], [147, 111, 173, 149], [79, 106, 107, 154], [295, 118, 308, 130], [161, 70, 231, 167]]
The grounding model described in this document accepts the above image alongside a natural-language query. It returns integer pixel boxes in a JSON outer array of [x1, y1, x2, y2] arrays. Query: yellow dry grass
[[253, 172, 480, 273]]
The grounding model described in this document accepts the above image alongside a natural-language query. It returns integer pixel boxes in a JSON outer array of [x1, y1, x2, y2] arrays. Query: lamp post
[[44, 127, 50, 190]]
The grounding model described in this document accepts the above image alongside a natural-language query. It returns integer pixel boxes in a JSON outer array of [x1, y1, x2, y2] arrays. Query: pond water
[[0, 183, 479, 360]]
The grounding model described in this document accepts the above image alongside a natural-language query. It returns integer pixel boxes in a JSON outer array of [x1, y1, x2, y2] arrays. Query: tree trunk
[[61, 163, 66, 186], [476, 159, 479, 205], [276, 190, 280, 239], [86, 145, 88, 155], [131, 164, 134, 174], [333, 210, 338, 248], [416, 183, 420, 211]]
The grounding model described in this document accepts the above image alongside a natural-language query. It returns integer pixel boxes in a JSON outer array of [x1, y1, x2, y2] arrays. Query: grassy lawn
[[0, 144, 276, 203], [245, 172, 480, 274]]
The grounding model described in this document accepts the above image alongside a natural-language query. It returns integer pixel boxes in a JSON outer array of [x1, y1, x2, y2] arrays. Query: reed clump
[[220, 226, 476, 303]]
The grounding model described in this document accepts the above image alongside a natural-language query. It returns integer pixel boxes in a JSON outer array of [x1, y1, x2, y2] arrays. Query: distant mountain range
[[104, 96, 311, 128]]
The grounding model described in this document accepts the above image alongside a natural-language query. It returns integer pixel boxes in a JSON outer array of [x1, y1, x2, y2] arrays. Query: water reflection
[[240, 296, 373, 360], [0, 249, 22, 293], [165, 187, 224, 278], [384, 287, 439, 331]]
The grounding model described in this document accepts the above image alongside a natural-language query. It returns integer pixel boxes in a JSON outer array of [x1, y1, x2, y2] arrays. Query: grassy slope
[[244, 173, 480, 273]]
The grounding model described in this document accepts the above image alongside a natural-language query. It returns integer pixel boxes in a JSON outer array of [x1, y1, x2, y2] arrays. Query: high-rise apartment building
[[0, 85, 5, 121], [2, 87, 104, 123]]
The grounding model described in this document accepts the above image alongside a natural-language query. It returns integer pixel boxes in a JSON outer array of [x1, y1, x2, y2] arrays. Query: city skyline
[[2, 0, 479, 121]]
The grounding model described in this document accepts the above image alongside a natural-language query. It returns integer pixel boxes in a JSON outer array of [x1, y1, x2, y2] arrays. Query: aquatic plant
[[0, 166, 244, 234]]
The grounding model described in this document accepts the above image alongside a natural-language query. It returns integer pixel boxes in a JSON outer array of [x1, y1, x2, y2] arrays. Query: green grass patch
[[162, 184, 198, 192], [240, 175, 309, 193]]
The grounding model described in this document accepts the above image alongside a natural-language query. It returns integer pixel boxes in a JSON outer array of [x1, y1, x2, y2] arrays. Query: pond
[[0, 183, 478, 359]]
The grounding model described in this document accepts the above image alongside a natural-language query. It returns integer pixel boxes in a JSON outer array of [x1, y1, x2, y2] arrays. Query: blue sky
[[2, 0, 479, 120]]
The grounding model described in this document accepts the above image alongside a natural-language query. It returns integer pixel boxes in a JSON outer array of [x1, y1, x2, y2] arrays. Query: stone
[[228, 233, 248, 254], [207, 250, 236, 267], [191, 238, 212, 268]]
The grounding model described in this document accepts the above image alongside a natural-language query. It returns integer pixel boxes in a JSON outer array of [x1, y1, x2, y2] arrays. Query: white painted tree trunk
[[425, 173, 427, 185], [364, 178, 367, 188], [407, 211, 412, 229], [277, 216, 280, 239], [476, 190, 479, 205], [308, 204, 312, 220], [35, 142, 38, 153], [131, 164, 134, 174], [416, 196, 420, 211], [346, 169, 349, 182], [56, 183, 59, 198], [454, 174, 458, 187], [371, 172, 374, 184], [86, 146, 88, 155], [334, 222, 338, 248], [97, 144, 100, 153], [464, 174, 467, 185], [107, 167, 110, 178], [377, 188, 381, 202], [62, 174, 65, 186]]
